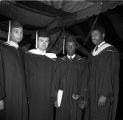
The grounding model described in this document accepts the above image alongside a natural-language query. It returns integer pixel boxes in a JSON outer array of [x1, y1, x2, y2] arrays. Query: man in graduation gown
[[53, 35, 88, 120], [88, 26, 120, 120], [25, 31, 57, 120], [0, 21, 28, 120]]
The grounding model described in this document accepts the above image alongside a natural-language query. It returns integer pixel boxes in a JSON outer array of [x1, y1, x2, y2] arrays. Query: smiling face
[[38, 37, 49, 51], [91, 30, 104, 45], [11, 27, 23, 43]]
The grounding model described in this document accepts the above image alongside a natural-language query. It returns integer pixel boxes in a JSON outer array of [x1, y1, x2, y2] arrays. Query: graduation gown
[[0, 42, 28, 120], [53, 55, 88, 120], [88, 44, 120, 120], [25, 52, 56, 120]]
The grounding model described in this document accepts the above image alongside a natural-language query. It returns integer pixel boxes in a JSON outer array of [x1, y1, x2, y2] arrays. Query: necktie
[[70, 56, 72, 60], [95, 46, 98, 51]]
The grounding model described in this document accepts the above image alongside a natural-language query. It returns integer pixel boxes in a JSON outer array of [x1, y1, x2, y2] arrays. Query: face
[[11, 27, 23, 43], [66, 42, 76, 56], [38, 37, 49, 51], [91, 30, 104, 45]]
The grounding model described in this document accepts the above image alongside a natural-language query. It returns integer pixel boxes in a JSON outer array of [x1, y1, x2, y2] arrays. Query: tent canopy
[[0, 0, 123, 33]]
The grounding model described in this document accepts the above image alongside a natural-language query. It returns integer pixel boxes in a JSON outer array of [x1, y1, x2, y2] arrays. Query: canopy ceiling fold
[[0, 0, 123, 32]]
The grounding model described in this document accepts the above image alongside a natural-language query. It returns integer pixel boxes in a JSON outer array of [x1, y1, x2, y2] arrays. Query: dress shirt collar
[[67, 54, 76, 60]]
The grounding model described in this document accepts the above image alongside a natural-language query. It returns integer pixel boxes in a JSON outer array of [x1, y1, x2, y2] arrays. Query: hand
[[78, 100, 87, 109], [0, 100, 4, 110], [54, 100, 58, 108], [98, 96, 106, 106], [72, 94, 80, 100]]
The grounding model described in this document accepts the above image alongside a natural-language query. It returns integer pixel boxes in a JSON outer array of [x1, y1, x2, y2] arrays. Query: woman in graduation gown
[[0, 21, 28, 120], [25, 31, 57, 120]]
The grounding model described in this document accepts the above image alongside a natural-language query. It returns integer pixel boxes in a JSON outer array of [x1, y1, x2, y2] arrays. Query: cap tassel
[[62, 28, 66, 55], [63, 35, 65, 54], [36, 31, 38, 48], [7, 20, 11, 42]]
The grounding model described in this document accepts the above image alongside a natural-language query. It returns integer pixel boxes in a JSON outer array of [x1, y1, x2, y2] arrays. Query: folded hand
[[0, 100, 4, 110], [72, 94, 80, 100], [98, 96, 107, 106]]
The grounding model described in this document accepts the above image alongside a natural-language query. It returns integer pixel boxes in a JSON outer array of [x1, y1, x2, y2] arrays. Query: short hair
[[92, 25, 105, 34]]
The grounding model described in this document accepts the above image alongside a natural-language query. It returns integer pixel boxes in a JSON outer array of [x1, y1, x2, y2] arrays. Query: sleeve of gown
[[79, 58, 88, 97], [0, 45, 5, 100], [99, 51, 119, 100], [109, 51, 119, 120], [51, 59, 61, 100], [24, 54, 31, 100]]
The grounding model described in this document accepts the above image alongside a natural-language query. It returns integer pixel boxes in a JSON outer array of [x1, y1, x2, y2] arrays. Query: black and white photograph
[[0, 1, 123, 120]]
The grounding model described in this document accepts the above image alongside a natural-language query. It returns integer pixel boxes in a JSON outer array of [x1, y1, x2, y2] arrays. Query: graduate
[[25, 30, 56, 120], [88, 25, 120, 120], [53, 35, 88, 120], [0, 20, 28, 120]]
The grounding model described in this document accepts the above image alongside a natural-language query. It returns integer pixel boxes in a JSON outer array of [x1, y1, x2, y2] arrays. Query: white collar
[[67, 54, 76, 60], [28, 49, 46, 55], [98, 41, 106, 48], [92, 42, 111, 56], [93, 41, 105, 52], [37, 48, 46, 55], [28, 49, 57, 59], [6, 41, 19, 49]]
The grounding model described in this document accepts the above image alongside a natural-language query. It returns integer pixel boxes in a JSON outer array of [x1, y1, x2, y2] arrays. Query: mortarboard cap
[[11, 20, 23, 28], [92, 25, 105, 34], [38, 30, 50, 38], [65, 34, 77, 44]]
